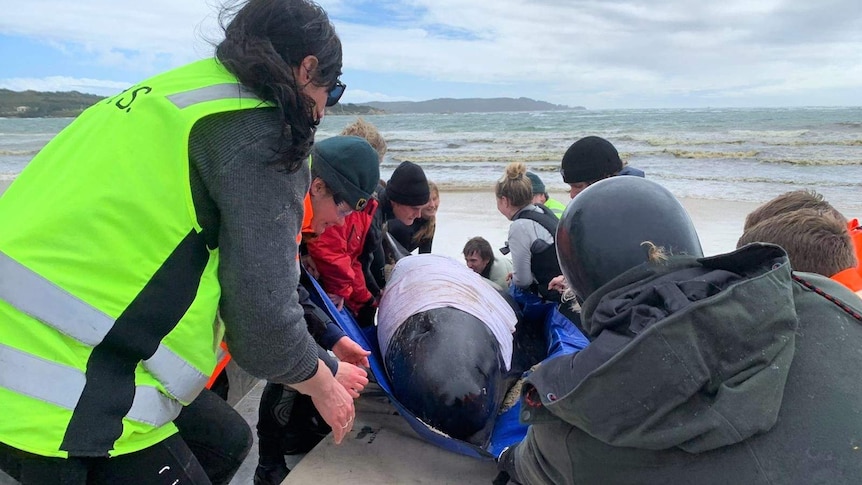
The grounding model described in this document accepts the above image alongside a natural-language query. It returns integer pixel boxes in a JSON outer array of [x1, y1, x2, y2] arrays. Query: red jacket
[[307, 199, 378, 314]]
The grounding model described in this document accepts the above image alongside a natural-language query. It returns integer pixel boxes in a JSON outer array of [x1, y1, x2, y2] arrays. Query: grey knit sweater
[[188, 108, 320, 385]]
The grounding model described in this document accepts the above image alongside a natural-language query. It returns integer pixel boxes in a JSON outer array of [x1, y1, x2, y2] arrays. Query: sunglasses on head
[[325, 80, 346, 107]]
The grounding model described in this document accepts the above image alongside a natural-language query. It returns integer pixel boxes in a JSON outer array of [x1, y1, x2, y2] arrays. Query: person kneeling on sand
[[306, 118, 388, 328], [364, 161, 431, 287], [496, 162, 562, 304], [388, 181, 440, 254], [463, 236, 513, 290], [497, 176, 862, 484], [254, 136, 378, 485]]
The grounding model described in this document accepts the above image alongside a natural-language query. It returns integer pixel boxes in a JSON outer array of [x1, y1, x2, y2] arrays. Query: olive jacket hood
[[522, 244, 797, 453]]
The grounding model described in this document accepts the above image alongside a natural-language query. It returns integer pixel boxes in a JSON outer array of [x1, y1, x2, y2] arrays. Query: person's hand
[[291, 360, 356, 444], [332, 336, 371, 367], [301, 254, 320, 279], [548, 275, 568, 292], [328, 293, 345, 311], [335, 361, 369, 398]]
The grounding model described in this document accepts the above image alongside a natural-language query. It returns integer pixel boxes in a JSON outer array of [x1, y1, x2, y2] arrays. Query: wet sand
[[432, 189, 760, 262]]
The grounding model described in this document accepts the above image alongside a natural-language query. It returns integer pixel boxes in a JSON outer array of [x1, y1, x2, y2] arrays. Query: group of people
[[462, 134, 643, 336], [255, 120, 440, 484], [1, 0, 861, 484], [494, 178, 862, 484], [451, 130, 862, 484]]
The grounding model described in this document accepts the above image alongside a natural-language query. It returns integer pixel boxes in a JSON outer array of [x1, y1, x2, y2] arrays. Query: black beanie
[[312, 136, 380, 211], [560, 136, 623, 184], [387, 161, 430, 206]]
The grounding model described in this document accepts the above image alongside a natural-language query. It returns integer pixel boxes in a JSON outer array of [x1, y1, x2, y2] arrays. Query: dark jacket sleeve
[[387, 218, 416, 253], [188, 109, 320, 385], [417, 224, 434, 254], [361, 203, 385, 296], [296, 283, 340, 373]]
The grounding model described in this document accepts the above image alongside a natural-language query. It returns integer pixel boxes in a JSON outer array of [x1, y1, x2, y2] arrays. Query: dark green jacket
[[512, 243, 862, 484]]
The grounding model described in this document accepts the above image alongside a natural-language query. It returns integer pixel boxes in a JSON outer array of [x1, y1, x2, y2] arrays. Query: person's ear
[[299, 55, 320, 83], [309, 177, 327, 197]]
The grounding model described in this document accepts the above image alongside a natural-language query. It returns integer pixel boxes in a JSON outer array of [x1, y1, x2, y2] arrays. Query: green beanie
[[526, 171, 546, 195], [312, 136, 381, 211]]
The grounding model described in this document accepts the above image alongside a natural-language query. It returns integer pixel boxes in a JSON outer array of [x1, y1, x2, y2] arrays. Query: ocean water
[[3, 107, 861, 213]]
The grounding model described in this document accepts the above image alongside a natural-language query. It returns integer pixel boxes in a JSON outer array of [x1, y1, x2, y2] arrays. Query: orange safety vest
[[831, 267, 862, 298], [848, 219, 862, 277], [205, 341, 231, 389]]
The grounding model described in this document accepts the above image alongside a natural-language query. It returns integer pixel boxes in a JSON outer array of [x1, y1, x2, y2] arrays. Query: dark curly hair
[[216, 0, 342, 172]]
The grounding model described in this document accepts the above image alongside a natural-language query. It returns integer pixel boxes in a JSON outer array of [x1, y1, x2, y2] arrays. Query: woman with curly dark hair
[[0, 1, 354, 483]]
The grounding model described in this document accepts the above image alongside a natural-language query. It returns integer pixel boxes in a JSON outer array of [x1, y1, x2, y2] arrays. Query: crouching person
[[498, 177, 862, 484], [255, 135, 379, 485]]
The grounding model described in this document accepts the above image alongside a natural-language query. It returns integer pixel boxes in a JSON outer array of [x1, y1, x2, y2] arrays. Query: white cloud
[[0, 76, 130, 95], [0, 0, 220, 72], [1, 0, 860, 107], [342, 89, 414, 104]]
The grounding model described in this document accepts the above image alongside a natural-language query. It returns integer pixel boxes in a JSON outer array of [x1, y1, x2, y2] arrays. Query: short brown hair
[[463, 236, 494, 262], [744, 190, 846, 231], [340, 117, 387, 162], [737, 208, 856, 277]]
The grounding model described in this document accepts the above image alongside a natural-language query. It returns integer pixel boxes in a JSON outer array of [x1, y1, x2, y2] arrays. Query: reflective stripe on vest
[[167, 83, 261, 109], [0, 344, 180, 427], [0, 250, 205, 405]]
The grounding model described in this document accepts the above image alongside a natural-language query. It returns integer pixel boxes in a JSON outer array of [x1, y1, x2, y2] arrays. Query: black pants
[[0, 390, 252, 485], [256, 382, 330, 467]]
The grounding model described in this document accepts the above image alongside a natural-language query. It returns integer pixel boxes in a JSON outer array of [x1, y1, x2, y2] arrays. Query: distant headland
[[0, 89, 584, 118], [362, 97, 584, 114]]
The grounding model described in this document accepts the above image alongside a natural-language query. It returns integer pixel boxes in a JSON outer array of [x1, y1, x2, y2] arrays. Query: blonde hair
[[495, 162, 532, 208], [641, 241, 669, 263], [413, 181, 438, 244], [340, 117, 387, 162]]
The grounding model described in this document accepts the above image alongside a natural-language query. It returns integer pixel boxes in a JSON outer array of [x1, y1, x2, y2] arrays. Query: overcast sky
[[1, 0, 861, 109]]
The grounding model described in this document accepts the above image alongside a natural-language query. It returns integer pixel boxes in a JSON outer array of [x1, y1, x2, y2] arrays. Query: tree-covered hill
[[0, 89, 105, 117], [0, 89, 381, 118]]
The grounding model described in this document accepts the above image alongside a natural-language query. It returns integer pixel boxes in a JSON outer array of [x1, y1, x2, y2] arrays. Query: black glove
[[495, 447, 521, 484], [492, 472, 511, 485], [355, 297, 377, 328]]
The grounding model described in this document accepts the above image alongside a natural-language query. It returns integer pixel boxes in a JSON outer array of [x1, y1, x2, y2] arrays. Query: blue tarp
[[305, 274, 587, 460]]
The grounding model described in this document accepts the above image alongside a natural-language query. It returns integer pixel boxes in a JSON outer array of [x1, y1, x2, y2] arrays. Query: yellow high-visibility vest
[[0, 58, 272, 458]]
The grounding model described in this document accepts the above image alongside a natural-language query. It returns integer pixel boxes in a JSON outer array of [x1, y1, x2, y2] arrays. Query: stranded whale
[[377, 254, 518, 445]]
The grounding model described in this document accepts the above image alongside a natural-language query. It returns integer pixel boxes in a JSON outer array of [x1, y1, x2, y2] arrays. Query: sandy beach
[[432, 189, 760, 262]]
